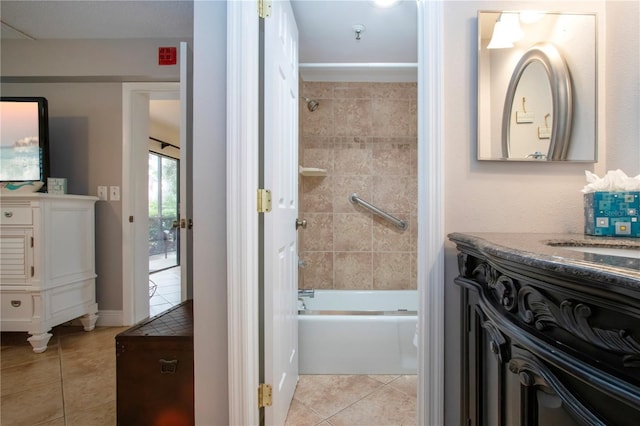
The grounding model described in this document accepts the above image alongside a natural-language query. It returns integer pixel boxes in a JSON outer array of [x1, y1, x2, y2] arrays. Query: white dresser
[[0, 193, 99, 352]]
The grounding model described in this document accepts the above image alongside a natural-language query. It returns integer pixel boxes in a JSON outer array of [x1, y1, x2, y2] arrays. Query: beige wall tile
[[373, 252, 411, 290], [370, 82, 418, 100], [333, 176, 372, 213], [301, 81, 334, 99], [334, 253, 372, 289], [302, 99, 334, 136], [301, 214, 333, 251], [301, 176, 333, 213], [372, 144, 412, 176], [372, 175, 412, 214], [372, 99, 415, 137], [334, 213, 372, 252], [299, 251, 333, 289], [334, 99, 372, 136], [333, 86, 372, 99], [334, 141, 372, 176], [299, 81, 417, 291], [301, 147, 333, 174], [372, 215, 411, 252]]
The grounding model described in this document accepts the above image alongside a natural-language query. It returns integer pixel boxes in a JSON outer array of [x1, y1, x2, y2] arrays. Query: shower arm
[[349, 193, 408, 231]]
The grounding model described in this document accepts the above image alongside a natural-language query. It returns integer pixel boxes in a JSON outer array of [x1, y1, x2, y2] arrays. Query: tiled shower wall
[[298, 81, 417, 291]]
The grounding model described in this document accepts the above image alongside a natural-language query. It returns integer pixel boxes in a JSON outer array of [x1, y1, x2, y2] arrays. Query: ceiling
[[0, 0, 416, 62], [1, 0, 417, 131]]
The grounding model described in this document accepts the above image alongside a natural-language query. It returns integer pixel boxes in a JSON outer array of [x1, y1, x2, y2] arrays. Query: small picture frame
[[47, 178, 67, 194]]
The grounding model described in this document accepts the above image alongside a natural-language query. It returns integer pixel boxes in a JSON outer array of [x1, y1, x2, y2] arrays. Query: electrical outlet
[[109, 186, 120, 201], [97, 186, 108, 200]]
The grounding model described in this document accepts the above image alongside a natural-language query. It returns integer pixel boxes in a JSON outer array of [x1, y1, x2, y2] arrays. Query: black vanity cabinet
[[449, 233, 640, 426]]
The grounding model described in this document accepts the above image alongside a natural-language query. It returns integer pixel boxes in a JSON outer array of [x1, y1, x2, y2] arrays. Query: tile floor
[[285, 374, 417, 426], [149, 265, 182, 316], [0, 325, 127, 426], [2, 323, 416, 426]]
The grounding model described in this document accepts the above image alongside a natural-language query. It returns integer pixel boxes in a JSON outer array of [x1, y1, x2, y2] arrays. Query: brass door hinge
[[258, 0, 271, 18], [258, 383, 272, 408], [257, 189, 272, 213]]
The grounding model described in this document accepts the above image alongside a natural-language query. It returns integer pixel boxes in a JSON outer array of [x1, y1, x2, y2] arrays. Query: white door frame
[[225, 1, 445, 424], [122, 82, 180, 326], [226, 2, 260, 424]]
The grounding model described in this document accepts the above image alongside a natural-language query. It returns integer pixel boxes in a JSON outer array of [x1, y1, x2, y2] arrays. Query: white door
[[263, 1, 299, 424], [179, 41, 193, 300]]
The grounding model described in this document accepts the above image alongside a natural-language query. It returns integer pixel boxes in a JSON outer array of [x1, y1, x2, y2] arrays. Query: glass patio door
[[148, 152, 180, 273]]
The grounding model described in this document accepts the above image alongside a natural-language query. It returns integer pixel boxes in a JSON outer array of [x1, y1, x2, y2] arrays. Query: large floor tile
[[327, 386, 416, 426], [284, 398, 324, 426], [388, 375, 417, 398], [0, 381, 64, 426], [62, 367, 116, 416], [1, 355, 62, 396], [65, 399, 116, 426], [1, 332, 61, 368], [293, 375, 383, 419]]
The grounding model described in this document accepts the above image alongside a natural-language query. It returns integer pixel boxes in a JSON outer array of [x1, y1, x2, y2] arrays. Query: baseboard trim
[[95, 310, 123, 327]]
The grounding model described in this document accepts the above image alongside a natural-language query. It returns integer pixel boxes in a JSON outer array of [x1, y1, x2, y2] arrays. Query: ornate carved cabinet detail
[[449, 233, 640, 426]]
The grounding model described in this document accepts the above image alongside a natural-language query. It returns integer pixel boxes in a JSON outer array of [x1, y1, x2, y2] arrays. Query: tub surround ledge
[[449, 232, 640, 426]]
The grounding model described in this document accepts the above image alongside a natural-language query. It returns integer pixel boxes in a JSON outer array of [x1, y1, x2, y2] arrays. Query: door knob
[[296, 218, 307, 230]]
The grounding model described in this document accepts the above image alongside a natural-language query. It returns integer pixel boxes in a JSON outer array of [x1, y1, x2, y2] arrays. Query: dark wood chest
[[116, 300, 194, 426]]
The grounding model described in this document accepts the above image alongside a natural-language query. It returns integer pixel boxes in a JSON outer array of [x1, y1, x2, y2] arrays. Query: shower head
[[303, 97, 319, 112]]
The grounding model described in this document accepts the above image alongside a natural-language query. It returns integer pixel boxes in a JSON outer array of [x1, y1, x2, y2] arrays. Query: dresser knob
[[11, 300, 21, 307], [4, 211, 13, 218]]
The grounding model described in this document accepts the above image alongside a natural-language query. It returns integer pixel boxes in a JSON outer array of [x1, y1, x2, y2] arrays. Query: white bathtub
[[298, 290, 418, 375]]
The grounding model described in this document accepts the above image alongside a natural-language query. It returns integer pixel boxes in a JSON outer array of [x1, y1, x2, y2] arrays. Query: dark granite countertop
[[448, 233, 640, 290]]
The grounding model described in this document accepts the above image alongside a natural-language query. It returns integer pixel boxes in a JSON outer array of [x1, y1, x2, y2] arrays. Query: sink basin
[[558, 246, 640, 259]]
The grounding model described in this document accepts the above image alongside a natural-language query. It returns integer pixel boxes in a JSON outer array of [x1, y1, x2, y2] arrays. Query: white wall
[[192, 1, 229, 424], [605, 0, 640, 172], [442, 1, 639, 424]]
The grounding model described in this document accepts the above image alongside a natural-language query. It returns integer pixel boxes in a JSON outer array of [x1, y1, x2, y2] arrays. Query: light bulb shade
[[501, 13, 523, 41], [487, 21, 514, 49]]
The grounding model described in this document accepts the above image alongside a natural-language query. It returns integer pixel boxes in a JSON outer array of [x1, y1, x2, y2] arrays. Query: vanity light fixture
[[487, 13, 522, 49], [520, 10, 544, 24], [372, 0, 400, 8], [487, 15, 514, 49], [501, 13, 523, 42]]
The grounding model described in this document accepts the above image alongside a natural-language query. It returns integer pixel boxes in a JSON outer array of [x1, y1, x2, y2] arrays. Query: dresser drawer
[[0, 207, 33, 225], [0, 292, 33, 322]]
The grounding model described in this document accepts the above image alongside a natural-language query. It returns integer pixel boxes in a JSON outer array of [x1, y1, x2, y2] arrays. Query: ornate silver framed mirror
[[477, 11, 597, 162], [502, 42, 572, 160]]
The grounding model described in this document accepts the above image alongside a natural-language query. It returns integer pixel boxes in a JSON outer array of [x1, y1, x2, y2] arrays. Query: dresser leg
[[27, 332, 53, 353], [80, 312, 99, 331]]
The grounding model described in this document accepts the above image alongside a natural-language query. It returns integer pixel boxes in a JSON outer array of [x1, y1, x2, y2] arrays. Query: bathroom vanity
[[449, 233, 640, 426]]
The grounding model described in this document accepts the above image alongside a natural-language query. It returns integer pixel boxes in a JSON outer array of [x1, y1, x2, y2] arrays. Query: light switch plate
[[109, 186, 120, 201], [97, 186, 108, 200]]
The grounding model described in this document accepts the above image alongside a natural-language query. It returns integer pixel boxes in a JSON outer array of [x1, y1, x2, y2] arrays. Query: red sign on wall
[[158, 47, 177, 66]]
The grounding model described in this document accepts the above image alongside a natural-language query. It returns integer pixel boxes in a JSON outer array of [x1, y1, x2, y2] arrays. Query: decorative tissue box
[[584, 192, 640, 237]]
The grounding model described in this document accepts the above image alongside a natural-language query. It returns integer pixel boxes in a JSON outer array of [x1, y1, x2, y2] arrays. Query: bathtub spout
[[298, 288, 315, 298], [298, 298, 307, 310]]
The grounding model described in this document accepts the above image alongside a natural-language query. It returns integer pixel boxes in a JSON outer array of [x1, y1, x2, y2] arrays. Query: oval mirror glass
[[477, 11, 597, 162], [502, 43, 572, 160]]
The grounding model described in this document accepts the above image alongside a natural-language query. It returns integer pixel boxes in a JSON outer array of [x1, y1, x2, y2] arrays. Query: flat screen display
[[0, 97, 49, 182]]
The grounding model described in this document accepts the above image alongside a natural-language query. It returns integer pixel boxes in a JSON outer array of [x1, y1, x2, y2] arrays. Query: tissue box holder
[[584, 192, 639, 237]]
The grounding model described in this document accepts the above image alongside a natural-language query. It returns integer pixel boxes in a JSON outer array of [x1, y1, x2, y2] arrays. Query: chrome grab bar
[[349, 193, 408, 231]]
